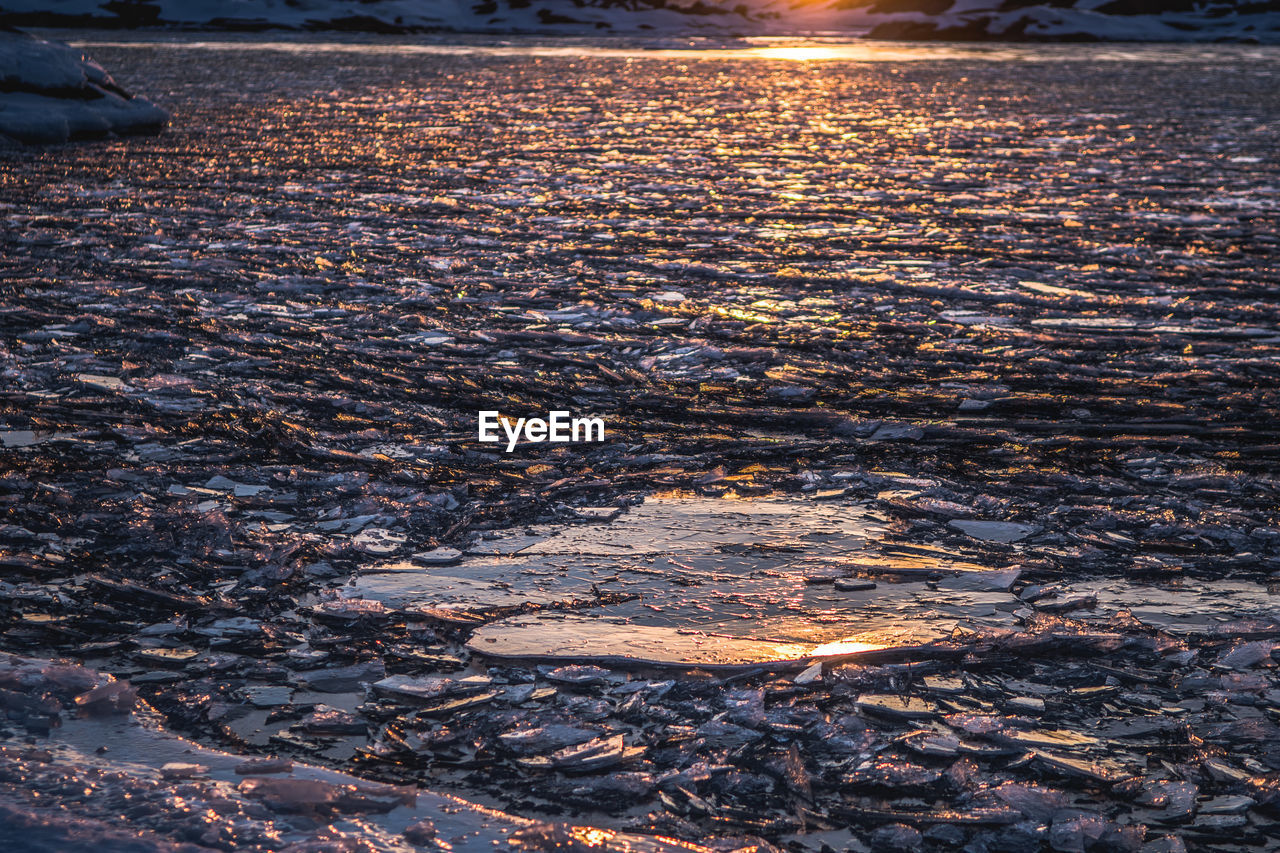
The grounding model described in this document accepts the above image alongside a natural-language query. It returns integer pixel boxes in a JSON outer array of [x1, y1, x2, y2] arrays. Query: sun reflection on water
[[745, 46, 850, 62], [809, 637, 892, 656]]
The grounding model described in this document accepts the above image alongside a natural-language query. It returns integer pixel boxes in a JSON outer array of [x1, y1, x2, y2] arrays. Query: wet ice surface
[[351, 496, 1023, 664], [0, 656, 715, 852], [1, 33, 1280, 852]]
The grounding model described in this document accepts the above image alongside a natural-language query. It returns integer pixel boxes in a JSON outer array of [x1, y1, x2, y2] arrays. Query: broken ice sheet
[[0, 429, 47, 448], [348, 495, 1024, 662], [468, 614, 819, 669], [0, 655, 709, 852], [499, 725, 601, 756], [516, 733, 644, 772], [349, 565, 565, 613], [73, 373, 130, 392], [351, 527, 406, 554], [371, 673, 493, 703], [1045, 578, 1280, 635], [517, 495, 882, 556], [241, 685, 293, 708], [948, 520, 1041, 543]]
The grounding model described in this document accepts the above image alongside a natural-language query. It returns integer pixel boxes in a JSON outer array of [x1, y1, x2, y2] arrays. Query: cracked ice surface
[[1, 34, 1280, 853], [348, 496, 1024, 664], [0, 654, 716, 852]]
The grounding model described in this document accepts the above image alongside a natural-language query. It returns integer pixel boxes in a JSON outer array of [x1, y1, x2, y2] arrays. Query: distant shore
[[2, 0, 1279, 44]]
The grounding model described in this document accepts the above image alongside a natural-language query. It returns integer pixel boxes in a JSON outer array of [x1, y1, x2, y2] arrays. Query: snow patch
[[0, 29, 168, 144]]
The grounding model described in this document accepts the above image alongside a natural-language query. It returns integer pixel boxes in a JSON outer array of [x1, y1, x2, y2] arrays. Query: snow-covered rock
[[855, 0, 1280, 42], [0, 28, 168, 144], [0, 0, 1277, 41]]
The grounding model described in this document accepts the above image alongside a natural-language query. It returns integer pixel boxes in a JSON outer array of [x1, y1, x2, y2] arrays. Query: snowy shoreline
[[0, 28, 168, 144], [1, 0, 1278, 43]]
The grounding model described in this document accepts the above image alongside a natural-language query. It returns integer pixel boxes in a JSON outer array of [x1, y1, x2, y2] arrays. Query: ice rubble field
[[0, 29, 168, 144], [0, 35, 1279, 853], [0, 655, 712, 852]]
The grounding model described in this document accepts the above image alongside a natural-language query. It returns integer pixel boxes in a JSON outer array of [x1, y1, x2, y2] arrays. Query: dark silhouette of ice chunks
[[1034, 593, 1100, 614], [560, 771, 656, 809], [696, 719, 761, 751], [516, 734, 644, 772], [984, 782, 1070, 822], [298, 705, 365, 735], [499, 725, 601, 756], [1127, 780, 1198, 820], [403, 819, 438, 845], [1048, 815, 1127, 853], [73, 679, 137, 716], [1218, 640, 1277, 670], [869, 422, 924, 441], [295, 659, 385, 692], [371, 673, 492, 703], [844, 759, 943, 792], [948, 520, 1041, 543], [869, 823, 923, 852], [233, 757, 294, 776], [0, 799, 187, 853], [0, 655, 136, 716]]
